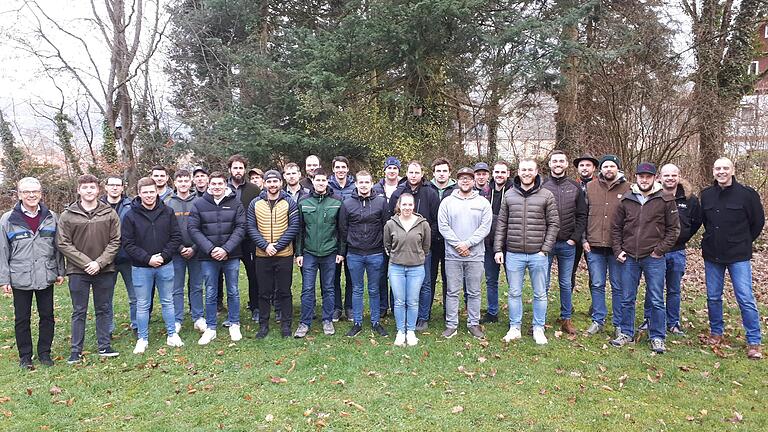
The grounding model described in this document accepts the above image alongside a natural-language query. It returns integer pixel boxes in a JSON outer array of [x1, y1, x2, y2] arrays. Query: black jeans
[[378, 254, 394, 313], [242, 249, 259, 312], [333, 260, 353, 311], [572, 242, 591, 291], [69, 273, 115, 353], [255, 256, 293, 326], [12, 286, 54, 360]]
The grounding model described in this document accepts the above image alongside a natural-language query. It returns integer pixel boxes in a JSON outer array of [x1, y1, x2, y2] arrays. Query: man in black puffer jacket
[[188, 172, 246, 346]]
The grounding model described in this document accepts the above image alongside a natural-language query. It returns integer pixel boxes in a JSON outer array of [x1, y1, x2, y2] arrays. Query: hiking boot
[[406, 331, 419, 346], [668, 325, 685, 336], [502, 326, 521, 342], [98, 347, 119, 357], [415, 319, 428, 332], [394, 331, 406, 347], [294, 323, 309, 338], [468, 325, 485, 340], [585, 322, 603, 335], [38, 355, 54, 367], [560, 319, 576, 335], [532, 326, 548, 345], [442, 327, 458, 339], [19, 357, 34, 370], [66, 352, 82, 365], [198, 329, 217, 345], [480, 313, 498, 324], [332, 309, 342, 322], [610, 333, 634, 347], [322, 320, 335, 335], [706, 334, 723, 346], [373, 323, 389, 337], [346, 324, 362, 337], [255, 325, 269, 339], [650, 338, 666, 354], [747, 345, 763, 360], [133, 338, 149, 354]]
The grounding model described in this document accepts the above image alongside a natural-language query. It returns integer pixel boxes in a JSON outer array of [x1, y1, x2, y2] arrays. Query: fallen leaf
[[244, 394, 252, 401], [601, 385, 614, 392], [0, 397, 10, 404], [451, 406, 464, 414], [331, 379, 345, 386], [49, 386, 62, 396], [287, 359, 296, 374], [102, 402, 113, 409], [270, 376, 288, 384], [265, 414, 274, 422], [686, 415, 695, 421], [303, 408, 314, 417], [700, 409, 708, 416], [339, 411, 350, 417], [729, 412, 743, 423], [216, 350, 224, 356], [26, 389, 32, 396], [554, 331, 563, 338], [343, 400, 366, 412], [477, 356, 487, 363], [732, 381, 742, 387]]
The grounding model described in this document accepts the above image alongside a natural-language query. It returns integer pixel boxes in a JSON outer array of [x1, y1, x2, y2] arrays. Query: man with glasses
[[1, 178, 65, 368]]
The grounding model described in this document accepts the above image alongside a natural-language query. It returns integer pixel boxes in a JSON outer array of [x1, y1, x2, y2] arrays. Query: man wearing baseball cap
[[610, 162, 679, 353], [438, 167, 492, 339], [473, 162, 491, 193], [584, 154, 630, 337]]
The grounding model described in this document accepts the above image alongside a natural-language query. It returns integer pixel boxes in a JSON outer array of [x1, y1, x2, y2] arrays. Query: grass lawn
[[0, 255, 766, 431]]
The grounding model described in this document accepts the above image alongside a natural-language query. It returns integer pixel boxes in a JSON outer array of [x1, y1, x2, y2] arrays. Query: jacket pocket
[[45, 259, 59, 284], [9, 262, 32, 287]]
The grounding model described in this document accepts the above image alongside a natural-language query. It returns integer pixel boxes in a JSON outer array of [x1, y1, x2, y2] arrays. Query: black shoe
[[332, 309, 342, 322], [415, 319, 428, 332], [281, 324, 292, 338], [346, 323, 362, 337], [98, 347, 120, 357], [372, 323, 389, 337], [38, 355, 54, 367], [20, 357, 34, 370], [66, 352, 82, 365], [480, 313, 498, 324], [345, 308, 354, 322], [256, 325, 269, 339]]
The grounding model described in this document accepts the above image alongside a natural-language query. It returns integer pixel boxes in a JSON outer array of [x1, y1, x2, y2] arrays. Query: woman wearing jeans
[[383, 193, 431, 347]]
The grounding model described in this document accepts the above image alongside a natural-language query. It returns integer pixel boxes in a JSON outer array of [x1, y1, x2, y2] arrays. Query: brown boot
[[747, 345, 763, 360], [707, 334, 723, 346], [561, 319, 576, 335]]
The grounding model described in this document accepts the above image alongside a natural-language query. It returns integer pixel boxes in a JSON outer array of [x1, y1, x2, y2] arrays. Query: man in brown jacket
[[610, 163, 680, 353], [584, 155, 631, 337], [494, 159, 559, 345], [57, 174, 121, 363]]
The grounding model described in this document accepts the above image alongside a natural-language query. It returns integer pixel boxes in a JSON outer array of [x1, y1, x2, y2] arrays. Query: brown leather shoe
[[747, 345, 763, 360], [561, 319, 577, 335], [707, 334, 723, 346]]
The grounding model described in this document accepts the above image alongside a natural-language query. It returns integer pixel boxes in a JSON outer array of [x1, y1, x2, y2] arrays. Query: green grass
[[0, 263, 766, 431]]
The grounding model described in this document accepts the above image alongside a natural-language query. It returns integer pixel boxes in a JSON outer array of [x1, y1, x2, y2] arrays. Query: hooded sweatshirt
[[438, 189, 492, 261], [383, 214, 431, 266]]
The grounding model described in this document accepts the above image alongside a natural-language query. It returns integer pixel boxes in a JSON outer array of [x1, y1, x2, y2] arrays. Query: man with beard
[[193, 167, 209, 197], [473, 162, 491, 192], [227, 155, 261, 322], [571, 154, 598, 297], [495, 159, 559, 345], [438, 168, 492, 339], [610, 163, 679, 353], [700, 157, 764, 359], [542, 151, 587, 335], [283, 162, 307, 203], [389, 161, 440, 331], [638, 164, 701, 336], [584, 155, 630, 337], [480, 161, 512, 324]]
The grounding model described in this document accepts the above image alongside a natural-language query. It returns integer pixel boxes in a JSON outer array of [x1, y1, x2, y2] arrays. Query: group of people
[[1, 151, 764, 369]]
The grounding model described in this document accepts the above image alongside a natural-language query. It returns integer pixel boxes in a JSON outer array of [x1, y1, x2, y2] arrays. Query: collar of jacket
[[448, 188, 480, 200], [629, 181, 663, 197], [309, 189, 334, 199], [258, 188, 290, 202], [597, 172, 626, 188], [10, 201, 52, 227], [65, 200, 113, 217], [329, 175, 355, 190], [431, 178, 456, 191], [513, 174, 543, 196]]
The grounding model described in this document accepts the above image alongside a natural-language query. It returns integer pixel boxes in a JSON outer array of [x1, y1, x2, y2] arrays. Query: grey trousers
[[69, 272, 115, 353], [445, 260, 483, 328]]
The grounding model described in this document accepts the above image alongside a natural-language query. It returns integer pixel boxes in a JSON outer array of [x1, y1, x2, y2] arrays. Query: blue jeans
[[201, 259, 241, 330], [585, 248, 623, 327], [390, 263, 424, 332], [300, 253, 336, 326], [133, 264, 176, 341], [620, 256, 666, 339], [705, 260, 762, 345], [643, 250, 685, 329], [546, 240, 576, 319], [484, 247, 501, 316], [114, 261, 136, 330], [505, 252, 548, 328], [418, 252, 432, 321], [172, 255, 203, 323], [347, 253, 384, 325]]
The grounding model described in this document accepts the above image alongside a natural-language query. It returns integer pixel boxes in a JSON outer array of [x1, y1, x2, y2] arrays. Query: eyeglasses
[[19, 190, 41, 196]]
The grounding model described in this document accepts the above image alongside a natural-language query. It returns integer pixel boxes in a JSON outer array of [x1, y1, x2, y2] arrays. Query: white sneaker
[[229, 324, 242, 342], [406, 331, 419, 346], [502, 326, 522, 342], [167, 333, 184, 347], [394, 331, 406, 347], [198, 329, 217, 345], [533, 326, 548, 345], [193, 318, 208, 333], [133, 338, 148, 354], [175, 322, 182, 334]]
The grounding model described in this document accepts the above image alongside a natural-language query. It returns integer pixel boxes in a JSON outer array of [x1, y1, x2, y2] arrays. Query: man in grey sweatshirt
[[438, 167, 492, 339]]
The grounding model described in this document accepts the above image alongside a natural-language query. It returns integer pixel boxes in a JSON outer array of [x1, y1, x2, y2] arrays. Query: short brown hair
[[284, 162, 300, 172], [406, 160, 423, 171], [493, 160, 510, 170], [227, 154, 248, 169], [431, 157, 451, 170], [77, 174, 100, 186], [209, 171, 227, 181], [175, 169, 191, 180], [136, 177, 157, 193], [356, 170, 372, 181]]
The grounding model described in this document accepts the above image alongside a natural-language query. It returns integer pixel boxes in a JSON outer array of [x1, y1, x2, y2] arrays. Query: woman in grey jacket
[[0, 178, 65, 368], [383, 193, 431, 347]]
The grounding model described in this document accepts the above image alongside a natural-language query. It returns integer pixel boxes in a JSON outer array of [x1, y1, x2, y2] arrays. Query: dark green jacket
[[296, 190, 342, 257]]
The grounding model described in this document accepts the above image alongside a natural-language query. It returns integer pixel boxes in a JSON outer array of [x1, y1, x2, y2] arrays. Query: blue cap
[[384, 157, 401, 170], [473, 162, 490, 173], [635, 162, 657, 175]]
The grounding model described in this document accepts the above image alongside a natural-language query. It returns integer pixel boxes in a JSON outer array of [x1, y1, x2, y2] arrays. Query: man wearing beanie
[[584, 154, 630, 337], [610, 163, 680, 353]]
